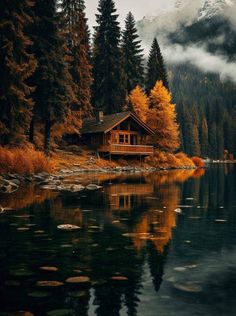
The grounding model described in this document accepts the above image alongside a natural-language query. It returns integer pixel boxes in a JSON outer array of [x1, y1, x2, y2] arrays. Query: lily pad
[[111, 276, 128, 281], [36, 280, 64, 287], [28, 291, 51, 298], [9, 269, 33, 277], [17, 227, 30, 232], [69, 291, 87, 298], [46, 309, 72, 316], [40, 266, 59, 272], [65, 276, 90, 284]]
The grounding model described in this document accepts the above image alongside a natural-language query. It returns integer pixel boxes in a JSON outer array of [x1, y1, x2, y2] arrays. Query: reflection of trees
[[1, 169, 208, 316], [0, 185, 57, 209], [130, 185, 179, 253]]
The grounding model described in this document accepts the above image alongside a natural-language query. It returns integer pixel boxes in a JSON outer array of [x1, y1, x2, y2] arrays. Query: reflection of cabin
[[81, 111, 154, 156], [105, 183, 154, 211]]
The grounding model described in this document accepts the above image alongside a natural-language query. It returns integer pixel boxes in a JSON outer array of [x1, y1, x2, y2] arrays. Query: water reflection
[[0, 166, 235, 316]]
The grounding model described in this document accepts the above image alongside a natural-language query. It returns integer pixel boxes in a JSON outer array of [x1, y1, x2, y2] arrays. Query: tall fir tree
[[30, 0, 70, 155], [92, 0, 126, 114], [146, 38, 168, 94], [60, 0, 93, 118], [200, 117, 209, 157], [0, 0, 37, 144], [121, 12, 144, 94]]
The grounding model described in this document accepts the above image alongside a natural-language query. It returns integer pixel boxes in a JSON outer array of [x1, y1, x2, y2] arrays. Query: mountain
[[137, 0, 236, 60], [137, 0, 236, 159], [198, 0, 235, 21]]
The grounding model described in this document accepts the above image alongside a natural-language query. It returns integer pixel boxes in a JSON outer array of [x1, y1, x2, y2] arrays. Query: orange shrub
[[191, 156, 205, 168], [146, 151, 195, 168], [175, 152, 195, 167], [0, 147, 52, 174]]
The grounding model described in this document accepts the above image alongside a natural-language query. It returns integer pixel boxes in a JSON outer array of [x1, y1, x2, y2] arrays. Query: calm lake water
[[0, 165, 235, 316]]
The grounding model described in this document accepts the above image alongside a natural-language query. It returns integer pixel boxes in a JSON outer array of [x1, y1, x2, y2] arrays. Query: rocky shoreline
[[0, 165, 196, 195]]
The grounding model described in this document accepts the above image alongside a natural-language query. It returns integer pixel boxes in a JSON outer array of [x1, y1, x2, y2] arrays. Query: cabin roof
[[81, 111, 155, 135]]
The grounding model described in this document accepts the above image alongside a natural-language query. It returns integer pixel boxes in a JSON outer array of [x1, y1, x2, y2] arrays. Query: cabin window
[[119, 134, 129, 144]]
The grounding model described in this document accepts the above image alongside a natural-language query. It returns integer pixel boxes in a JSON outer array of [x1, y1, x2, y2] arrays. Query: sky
[[85, 0, 175, 29]]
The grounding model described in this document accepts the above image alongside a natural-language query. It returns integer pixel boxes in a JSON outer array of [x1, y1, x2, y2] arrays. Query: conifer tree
[[60, 0, 93, 119], [146, 38, 168, 94], [30, 0, 70, 155], [200, 117, 209, 157], [146, 81, 180, 152], [128, 86, 148, 122], [92, 0, 126, 114], [0, 0, 37, 144], [121, 12, 144, 94]]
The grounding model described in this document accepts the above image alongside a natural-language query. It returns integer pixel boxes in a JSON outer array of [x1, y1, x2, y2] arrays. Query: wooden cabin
[[81, 111, 154, 156]]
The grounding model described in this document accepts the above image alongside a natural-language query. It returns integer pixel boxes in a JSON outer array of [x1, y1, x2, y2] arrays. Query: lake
[[0, 165, 235, 316]]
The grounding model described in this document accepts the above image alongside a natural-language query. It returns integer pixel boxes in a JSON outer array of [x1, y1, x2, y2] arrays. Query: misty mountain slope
[[137, 0, 236, 60], [168, 16, 236, 60], [137, 0, 236, 158]]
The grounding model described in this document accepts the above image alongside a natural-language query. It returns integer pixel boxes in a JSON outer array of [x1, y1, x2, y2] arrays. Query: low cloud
[[163, 43, 236, 83]]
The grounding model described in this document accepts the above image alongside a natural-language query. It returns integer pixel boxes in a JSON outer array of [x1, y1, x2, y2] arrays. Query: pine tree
[[128, 86, 148, 122], [0, 0, 37, 144], [92, 0, 126, 114], [30, 0, 70, 155], [200, 117, 209, 157], [146, 81, 180, 152], [146, 38, 168, 94], [121, 12, 144, 94], [60, 0, 93, 119]]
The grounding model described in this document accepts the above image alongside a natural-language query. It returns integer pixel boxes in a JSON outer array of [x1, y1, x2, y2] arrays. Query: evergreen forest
[[0, 0, 235, 160]]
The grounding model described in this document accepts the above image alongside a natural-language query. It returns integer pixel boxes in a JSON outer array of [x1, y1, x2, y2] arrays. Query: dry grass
[[0, 146, 52, 174]]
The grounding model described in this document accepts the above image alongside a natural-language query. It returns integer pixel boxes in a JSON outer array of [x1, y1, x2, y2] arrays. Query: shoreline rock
[[0, 165, 197, 195]]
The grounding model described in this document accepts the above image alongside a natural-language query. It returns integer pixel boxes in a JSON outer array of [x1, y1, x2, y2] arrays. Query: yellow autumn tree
[[146, 80, 180, 152], [128, 85, 149, 122]]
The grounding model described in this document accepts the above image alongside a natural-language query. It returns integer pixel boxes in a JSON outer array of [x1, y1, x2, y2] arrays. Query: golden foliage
[[191, 156, 205, 168], [146, 81, 180, 152], [128, 85, 149, 122], [146, 151, 195, 168], [0, 147, 52, 174]]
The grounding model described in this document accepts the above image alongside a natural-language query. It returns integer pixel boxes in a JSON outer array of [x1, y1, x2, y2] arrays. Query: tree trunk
[[44, 116, 51, 156], [29, 116, 35, 144]]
